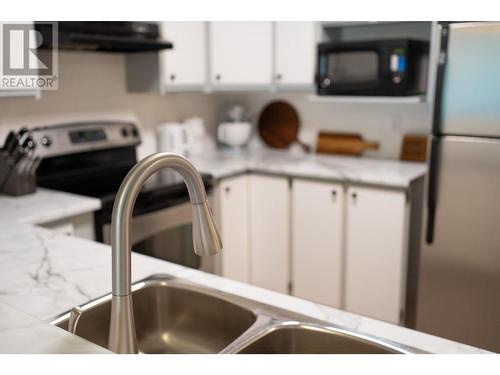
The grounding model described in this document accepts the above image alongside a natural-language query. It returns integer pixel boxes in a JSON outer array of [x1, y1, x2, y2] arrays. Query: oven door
[[102, 198, 217, 273], [317, 47, 382, 95]]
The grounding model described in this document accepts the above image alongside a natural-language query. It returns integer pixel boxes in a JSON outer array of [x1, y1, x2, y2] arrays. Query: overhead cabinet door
[[275, 22, 316, 87], [161, 22, 207, 88], [209, 22, 272, 87]]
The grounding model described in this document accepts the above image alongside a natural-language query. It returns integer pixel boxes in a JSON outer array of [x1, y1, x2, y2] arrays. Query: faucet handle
[[192, 201, 223, 256], [68, 306, 83, 334]]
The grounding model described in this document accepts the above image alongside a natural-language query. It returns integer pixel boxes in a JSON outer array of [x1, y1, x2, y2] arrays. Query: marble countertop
[[0, 219, 489, 354], [0, 187, 104, 353], [0, 155, 484, 354], [0, 301, 109, 353], [0, 188, 101, 225], [189, 148, 427, 188]]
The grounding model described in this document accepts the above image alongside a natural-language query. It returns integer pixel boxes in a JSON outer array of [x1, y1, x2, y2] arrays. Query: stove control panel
[[70, 128, 107, 144], [31, 121, 141, 158], [41, 135, 52, 147]]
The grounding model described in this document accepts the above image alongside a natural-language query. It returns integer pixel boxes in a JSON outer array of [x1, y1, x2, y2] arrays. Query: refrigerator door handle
[[426, 23, 450, 245], [426, 136, 440, 244], [431, 22, 450, 135]]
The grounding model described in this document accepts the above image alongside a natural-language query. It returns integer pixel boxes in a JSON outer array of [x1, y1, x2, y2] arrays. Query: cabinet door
[[209, 22, 272, 87], [218, 175, 250, 283], [248, 175, 289, 293], [161, 22, 206, 88], [275, 22, 316, 88], [345, 186, 408, 324], [292, 179, 343, 307]]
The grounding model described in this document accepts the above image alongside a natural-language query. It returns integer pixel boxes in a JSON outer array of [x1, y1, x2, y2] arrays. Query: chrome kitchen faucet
[[108, 153, 223, 354]]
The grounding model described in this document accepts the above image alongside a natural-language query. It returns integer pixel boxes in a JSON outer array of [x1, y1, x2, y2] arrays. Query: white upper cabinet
[[344, 186, 409, 324], [128, 21, 318, 93], [274, 22, 316, 88], [209, 22, 273, 88], [161, 22, 207, 90], [292, 179, 344, 308]]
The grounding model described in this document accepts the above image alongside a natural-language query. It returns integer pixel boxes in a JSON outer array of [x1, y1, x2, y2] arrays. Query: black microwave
[[316, 39, 429, 96]]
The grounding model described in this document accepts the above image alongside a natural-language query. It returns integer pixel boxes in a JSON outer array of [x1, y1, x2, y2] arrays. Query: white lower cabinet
[[218, 175, 250, 283], [344, 186, 408, 324], [248, 174, 290, 293], [291, 179, 344, 307], [216, 173, 411, 325], [217, 173, 290, 292]]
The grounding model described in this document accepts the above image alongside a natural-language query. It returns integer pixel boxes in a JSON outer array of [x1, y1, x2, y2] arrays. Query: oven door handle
[[102, 201, 194, 245]]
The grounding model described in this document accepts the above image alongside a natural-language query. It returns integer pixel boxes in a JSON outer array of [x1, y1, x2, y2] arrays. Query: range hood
[[35, 22, 173, 53]]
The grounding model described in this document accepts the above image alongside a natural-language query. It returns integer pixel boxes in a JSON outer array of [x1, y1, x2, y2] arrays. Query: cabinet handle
[[351, 192, 358, 203], [276, 73, 282, 81], [224, 186, 231, 194], [215, 74, 221, 81], [170, 74, 176, 81], [331, 190, 337, 201]]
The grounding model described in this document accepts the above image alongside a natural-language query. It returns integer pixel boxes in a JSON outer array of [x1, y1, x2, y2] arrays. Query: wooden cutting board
[[258, 101, 311, 152], [316, 132, 379, 156], [400, 134, 428, 162]]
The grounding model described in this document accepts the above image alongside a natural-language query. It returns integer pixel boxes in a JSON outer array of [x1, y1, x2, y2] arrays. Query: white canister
[[183, 117, 206, 155], [157, 122, 188, 184]]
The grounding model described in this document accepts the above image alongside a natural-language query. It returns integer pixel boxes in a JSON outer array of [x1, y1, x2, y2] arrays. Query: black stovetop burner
[[36, 145, 213, 219], [97, 173, 213, 221]]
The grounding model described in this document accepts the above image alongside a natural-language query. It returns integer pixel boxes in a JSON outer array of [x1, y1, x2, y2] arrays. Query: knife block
[[0, 152, 37, 196]]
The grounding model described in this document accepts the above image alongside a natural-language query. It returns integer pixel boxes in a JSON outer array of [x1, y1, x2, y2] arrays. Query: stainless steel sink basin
[[52, 274, 422, 354], [52, 276, 256, 353], [233, 324, 401, 354]]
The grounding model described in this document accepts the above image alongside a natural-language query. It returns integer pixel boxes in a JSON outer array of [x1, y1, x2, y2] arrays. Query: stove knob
[[41, 136, 52, 147], [121, 127, 129, 137]]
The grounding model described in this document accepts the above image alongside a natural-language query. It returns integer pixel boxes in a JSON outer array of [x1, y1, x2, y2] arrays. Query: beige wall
[[0, 50, 431, 160], [215, 92, 432, 159], [0, 51, 219, 156]]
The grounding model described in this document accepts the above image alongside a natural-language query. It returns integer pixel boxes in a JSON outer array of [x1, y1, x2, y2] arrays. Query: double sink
[[51, 275, 421, 354]]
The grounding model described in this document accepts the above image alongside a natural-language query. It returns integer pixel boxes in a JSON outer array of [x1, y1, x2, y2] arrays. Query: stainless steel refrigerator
[[415, 22, 500, 352]]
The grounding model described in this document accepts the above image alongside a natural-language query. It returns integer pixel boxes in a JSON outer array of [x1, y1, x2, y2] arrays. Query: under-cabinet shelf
[[308, 94, 427, 104]]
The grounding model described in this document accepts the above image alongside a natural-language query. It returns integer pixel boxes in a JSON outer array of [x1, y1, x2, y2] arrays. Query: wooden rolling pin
[[316, 132, 379, 156]]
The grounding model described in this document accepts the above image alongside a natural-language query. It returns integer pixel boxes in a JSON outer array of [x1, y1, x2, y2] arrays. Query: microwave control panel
[[389, 47, 407, 85]]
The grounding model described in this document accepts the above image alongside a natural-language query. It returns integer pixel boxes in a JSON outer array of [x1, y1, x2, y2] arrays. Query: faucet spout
[[108, 153, 222, 354]]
